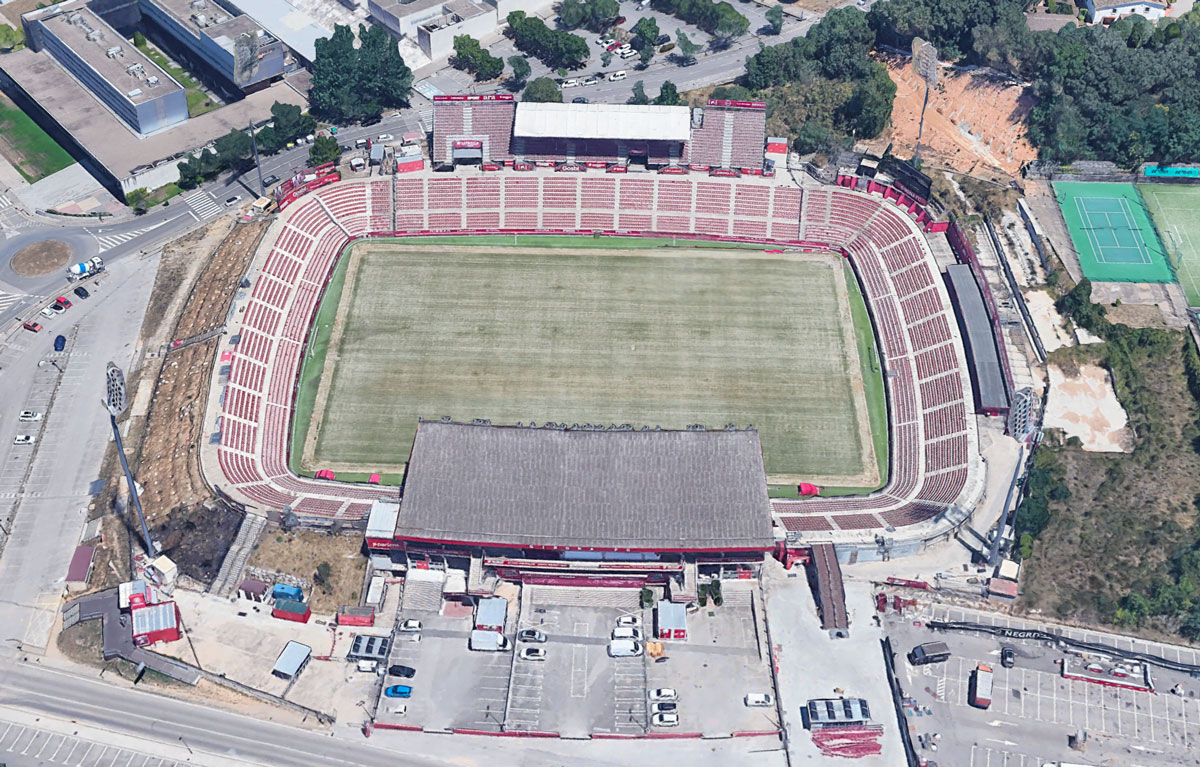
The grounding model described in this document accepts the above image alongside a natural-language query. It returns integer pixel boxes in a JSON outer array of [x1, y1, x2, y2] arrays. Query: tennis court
[[1053, 182, 1173, 283], [1139, 184, 1200, 306]]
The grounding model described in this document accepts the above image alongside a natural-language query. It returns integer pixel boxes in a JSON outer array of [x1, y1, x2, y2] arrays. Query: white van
[[355, 138, 369, 148], [619, 48, 638, 59], [611, 626, 644, 641], [608, 70, 627, 82], [608, 639, 643, 657], [356, 660, 378, 673]]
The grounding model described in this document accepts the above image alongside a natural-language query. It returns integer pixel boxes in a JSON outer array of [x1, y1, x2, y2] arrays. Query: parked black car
[[388, 664, 416, 678], [73, 286, 90, 299]]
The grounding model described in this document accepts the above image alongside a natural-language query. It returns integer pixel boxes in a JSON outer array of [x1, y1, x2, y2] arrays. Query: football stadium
[[206, 96, 992, 570]]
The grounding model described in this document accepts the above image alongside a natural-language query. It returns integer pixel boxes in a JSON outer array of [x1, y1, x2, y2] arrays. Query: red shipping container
[[273, 599, 311, 623]]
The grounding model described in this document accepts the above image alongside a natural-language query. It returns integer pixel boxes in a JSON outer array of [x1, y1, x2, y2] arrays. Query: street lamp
[[104, 362, 155, 556]]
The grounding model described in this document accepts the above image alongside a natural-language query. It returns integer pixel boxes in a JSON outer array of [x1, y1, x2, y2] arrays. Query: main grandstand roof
[[513, 103, 692, 141], [395, 422, 774, 551]]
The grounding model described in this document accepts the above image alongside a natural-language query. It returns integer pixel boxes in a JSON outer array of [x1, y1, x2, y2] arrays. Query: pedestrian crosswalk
[[93, 221, 168, 252], [183, 190, 222, 219], [0, 719, 186, 767], [0, 290, 24, 313], [0, 193, 12, 209]]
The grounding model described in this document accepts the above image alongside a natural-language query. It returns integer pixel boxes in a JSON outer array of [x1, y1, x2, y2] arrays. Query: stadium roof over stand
[[944, 264, 1009, 413], [513, 103, 692, 142], [395, 422, 774, 551]]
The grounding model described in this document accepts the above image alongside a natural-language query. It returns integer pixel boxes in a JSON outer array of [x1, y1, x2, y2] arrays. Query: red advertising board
[[659, 166, 688, 174], [556, 163, 585, 172], [706, 99, 766, 110], [709, 168, 740, 177], [434, 94, 514, 102], [276, 172, 340, 210], [396, 158, 424, 174], [513, 162, 535, 171], [452, 139, 483, 149], [606, 164, 627, 173]]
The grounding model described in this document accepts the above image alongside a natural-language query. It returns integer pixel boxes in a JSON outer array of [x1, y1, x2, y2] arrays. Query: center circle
[[10, 239, 72, 276]]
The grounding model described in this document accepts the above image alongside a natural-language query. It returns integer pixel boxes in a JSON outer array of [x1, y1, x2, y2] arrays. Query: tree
[[837, 63, 895, 138], [523, 76, 562, 102], [214, 128, 253, 171], [314, 562, 332, 588], [132, 30, 146, 48], [766, 4, 784, 35], [654, 80, 681, 106], [559, 0, 586, 29], [631, 80, 650, 104], [794, 121, 831, 154], [632, 16, 659, 50], [601, 49, 613, 67], [508, 55, 531, 85], [675, 29, 700, 61], [310, 25, 357, 121], [507, 11, 589, 69], [453, 35, 503, 80], [308, 135, 342, 166], [270, 101, 314, 143], [254, 125, 281, 154], [125, 187, 149, 213], [356, 23, 413, 111], [639, 46, 654, 66]]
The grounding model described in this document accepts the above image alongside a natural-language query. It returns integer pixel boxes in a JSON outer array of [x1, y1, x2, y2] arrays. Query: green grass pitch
[[293, 238, 884, 484], [1139, 184, 1200, 306]]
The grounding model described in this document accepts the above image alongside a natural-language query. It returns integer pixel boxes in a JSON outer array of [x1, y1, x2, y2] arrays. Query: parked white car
[[399, 619, 422, 632], [744, 693, 774, 707], [651, 712, 679, 727], [519, 647, 547, 661], [648, 688, 678, 702], [18, 411, 42, 422], [608, 639, 643, 657], [12, 435, 34, 446], [616, 615, 642, 628], [611, 626, 643, 641], [561, 78, 579, 88]]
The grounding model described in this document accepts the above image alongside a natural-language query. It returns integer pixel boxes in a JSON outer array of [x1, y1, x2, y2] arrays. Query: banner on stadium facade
[[276, 171, 341, 210], [434, 94, 514, 102], [706, 99, 766, 110], [452, 140, 483, 149]]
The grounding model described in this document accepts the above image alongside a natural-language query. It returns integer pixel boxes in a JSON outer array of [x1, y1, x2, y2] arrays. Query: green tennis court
[[1053, 182, 1174, 283], [1139, 184, 1200, 306]]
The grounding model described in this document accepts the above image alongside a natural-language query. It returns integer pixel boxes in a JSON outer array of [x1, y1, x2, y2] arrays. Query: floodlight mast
[[911, 38, 939, 163], [105, 362, 155, 556]]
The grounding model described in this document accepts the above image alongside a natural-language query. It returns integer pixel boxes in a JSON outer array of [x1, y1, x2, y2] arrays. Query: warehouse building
[[366, 422, 775, 601]]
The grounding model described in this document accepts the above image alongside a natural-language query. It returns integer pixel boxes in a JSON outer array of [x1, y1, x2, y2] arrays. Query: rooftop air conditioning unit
[[691, 108, 704, 128], [86, 29, 102, 42], [190, 0, 206, 7], [215, 14, 229, 23], [146, 75, 159, 86], [192, 13, 208, 25], [68, 12, 83, 24], [126, 63, 144, 77], [105, 45, 123, 58], [127, 88, 143, 97]]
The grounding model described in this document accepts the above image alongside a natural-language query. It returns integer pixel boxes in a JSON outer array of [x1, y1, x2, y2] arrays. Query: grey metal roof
[[272, 641, 311, 677], [475, 597, 507, 627], [657, 601, 687, 630], [396, 422, 774, 551], [131, 601, 177, 635], [944, 265, 1009, 412]]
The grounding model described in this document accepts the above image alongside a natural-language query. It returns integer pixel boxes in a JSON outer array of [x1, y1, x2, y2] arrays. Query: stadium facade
[[431, 95, 771, 176], [364, 422, 776, 599]]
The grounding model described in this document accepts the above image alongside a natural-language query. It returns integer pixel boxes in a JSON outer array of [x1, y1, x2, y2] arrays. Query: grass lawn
[[134, 40, 220, 118], [0, 94, 74, 182], [299, 241, 878, 482]]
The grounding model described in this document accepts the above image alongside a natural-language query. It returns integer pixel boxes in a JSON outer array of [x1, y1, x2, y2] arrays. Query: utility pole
[[911, 38, 939, 165], [249, 119, 265, 197]]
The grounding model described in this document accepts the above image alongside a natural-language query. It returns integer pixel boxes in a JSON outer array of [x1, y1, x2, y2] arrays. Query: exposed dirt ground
[[1043, 363, 1132, 452], [151, 503, 242, 583], [866, 54, 1037, 180], [249, 531, 366, 613], [10, 240, 70, 276], [132, 220, 268, 530]]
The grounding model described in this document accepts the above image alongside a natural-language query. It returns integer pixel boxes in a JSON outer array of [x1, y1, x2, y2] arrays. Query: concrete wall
[[417, 9, 494, 60]]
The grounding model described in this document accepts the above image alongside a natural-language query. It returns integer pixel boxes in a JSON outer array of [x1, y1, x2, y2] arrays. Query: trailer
[[970, 663, 994, 709]]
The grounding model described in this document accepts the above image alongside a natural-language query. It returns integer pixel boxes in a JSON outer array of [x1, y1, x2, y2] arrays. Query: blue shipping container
[[273, 584, 303, 601]]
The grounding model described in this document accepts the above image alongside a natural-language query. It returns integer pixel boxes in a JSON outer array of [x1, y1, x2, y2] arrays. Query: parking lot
[[884, 599, 1200, 766], [373, 584, 779, 738], [375, 610, 512, 732]]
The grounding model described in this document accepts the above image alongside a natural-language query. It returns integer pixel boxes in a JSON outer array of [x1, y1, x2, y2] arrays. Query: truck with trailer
[[970, 663, 994, 709], [67, 257, 104, 281]]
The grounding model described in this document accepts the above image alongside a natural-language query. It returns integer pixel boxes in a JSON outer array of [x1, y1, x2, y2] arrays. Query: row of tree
[[559, 0, 620, 33], [177, 102, 328, 190], [865, 0, 1200, 166], [648, 0, 748, 44], [506, 11, 589, 70]]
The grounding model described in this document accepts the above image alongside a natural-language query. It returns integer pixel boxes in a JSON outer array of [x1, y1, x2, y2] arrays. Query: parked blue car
[[384, 685, 412, 698], [53, 335, 66, 352]]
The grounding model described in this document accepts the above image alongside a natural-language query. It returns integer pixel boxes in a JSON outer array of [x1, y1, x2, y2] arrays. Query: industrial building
[[22, 0, 188, 135], [365, 422, 775, 600], [272, 641, 312, 680], [137, 0, 287, 93], [369, 0, 522, 60]]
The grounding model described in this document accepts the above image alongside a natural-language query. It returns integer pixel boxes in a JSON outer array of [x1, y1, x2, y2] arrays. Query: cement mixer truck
[[67, 257, 104, 281]]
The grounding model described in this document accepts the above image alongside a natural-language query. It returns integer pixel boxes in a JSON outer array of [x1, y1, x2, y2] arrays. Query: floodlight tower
[[911, 37, 939, 163], [105, 362, 155, 556]]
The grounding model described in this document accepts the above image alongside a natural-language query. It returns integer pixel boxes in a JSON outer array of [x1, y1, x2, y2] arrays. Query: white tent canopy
[[513, 102, 692, 141]]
